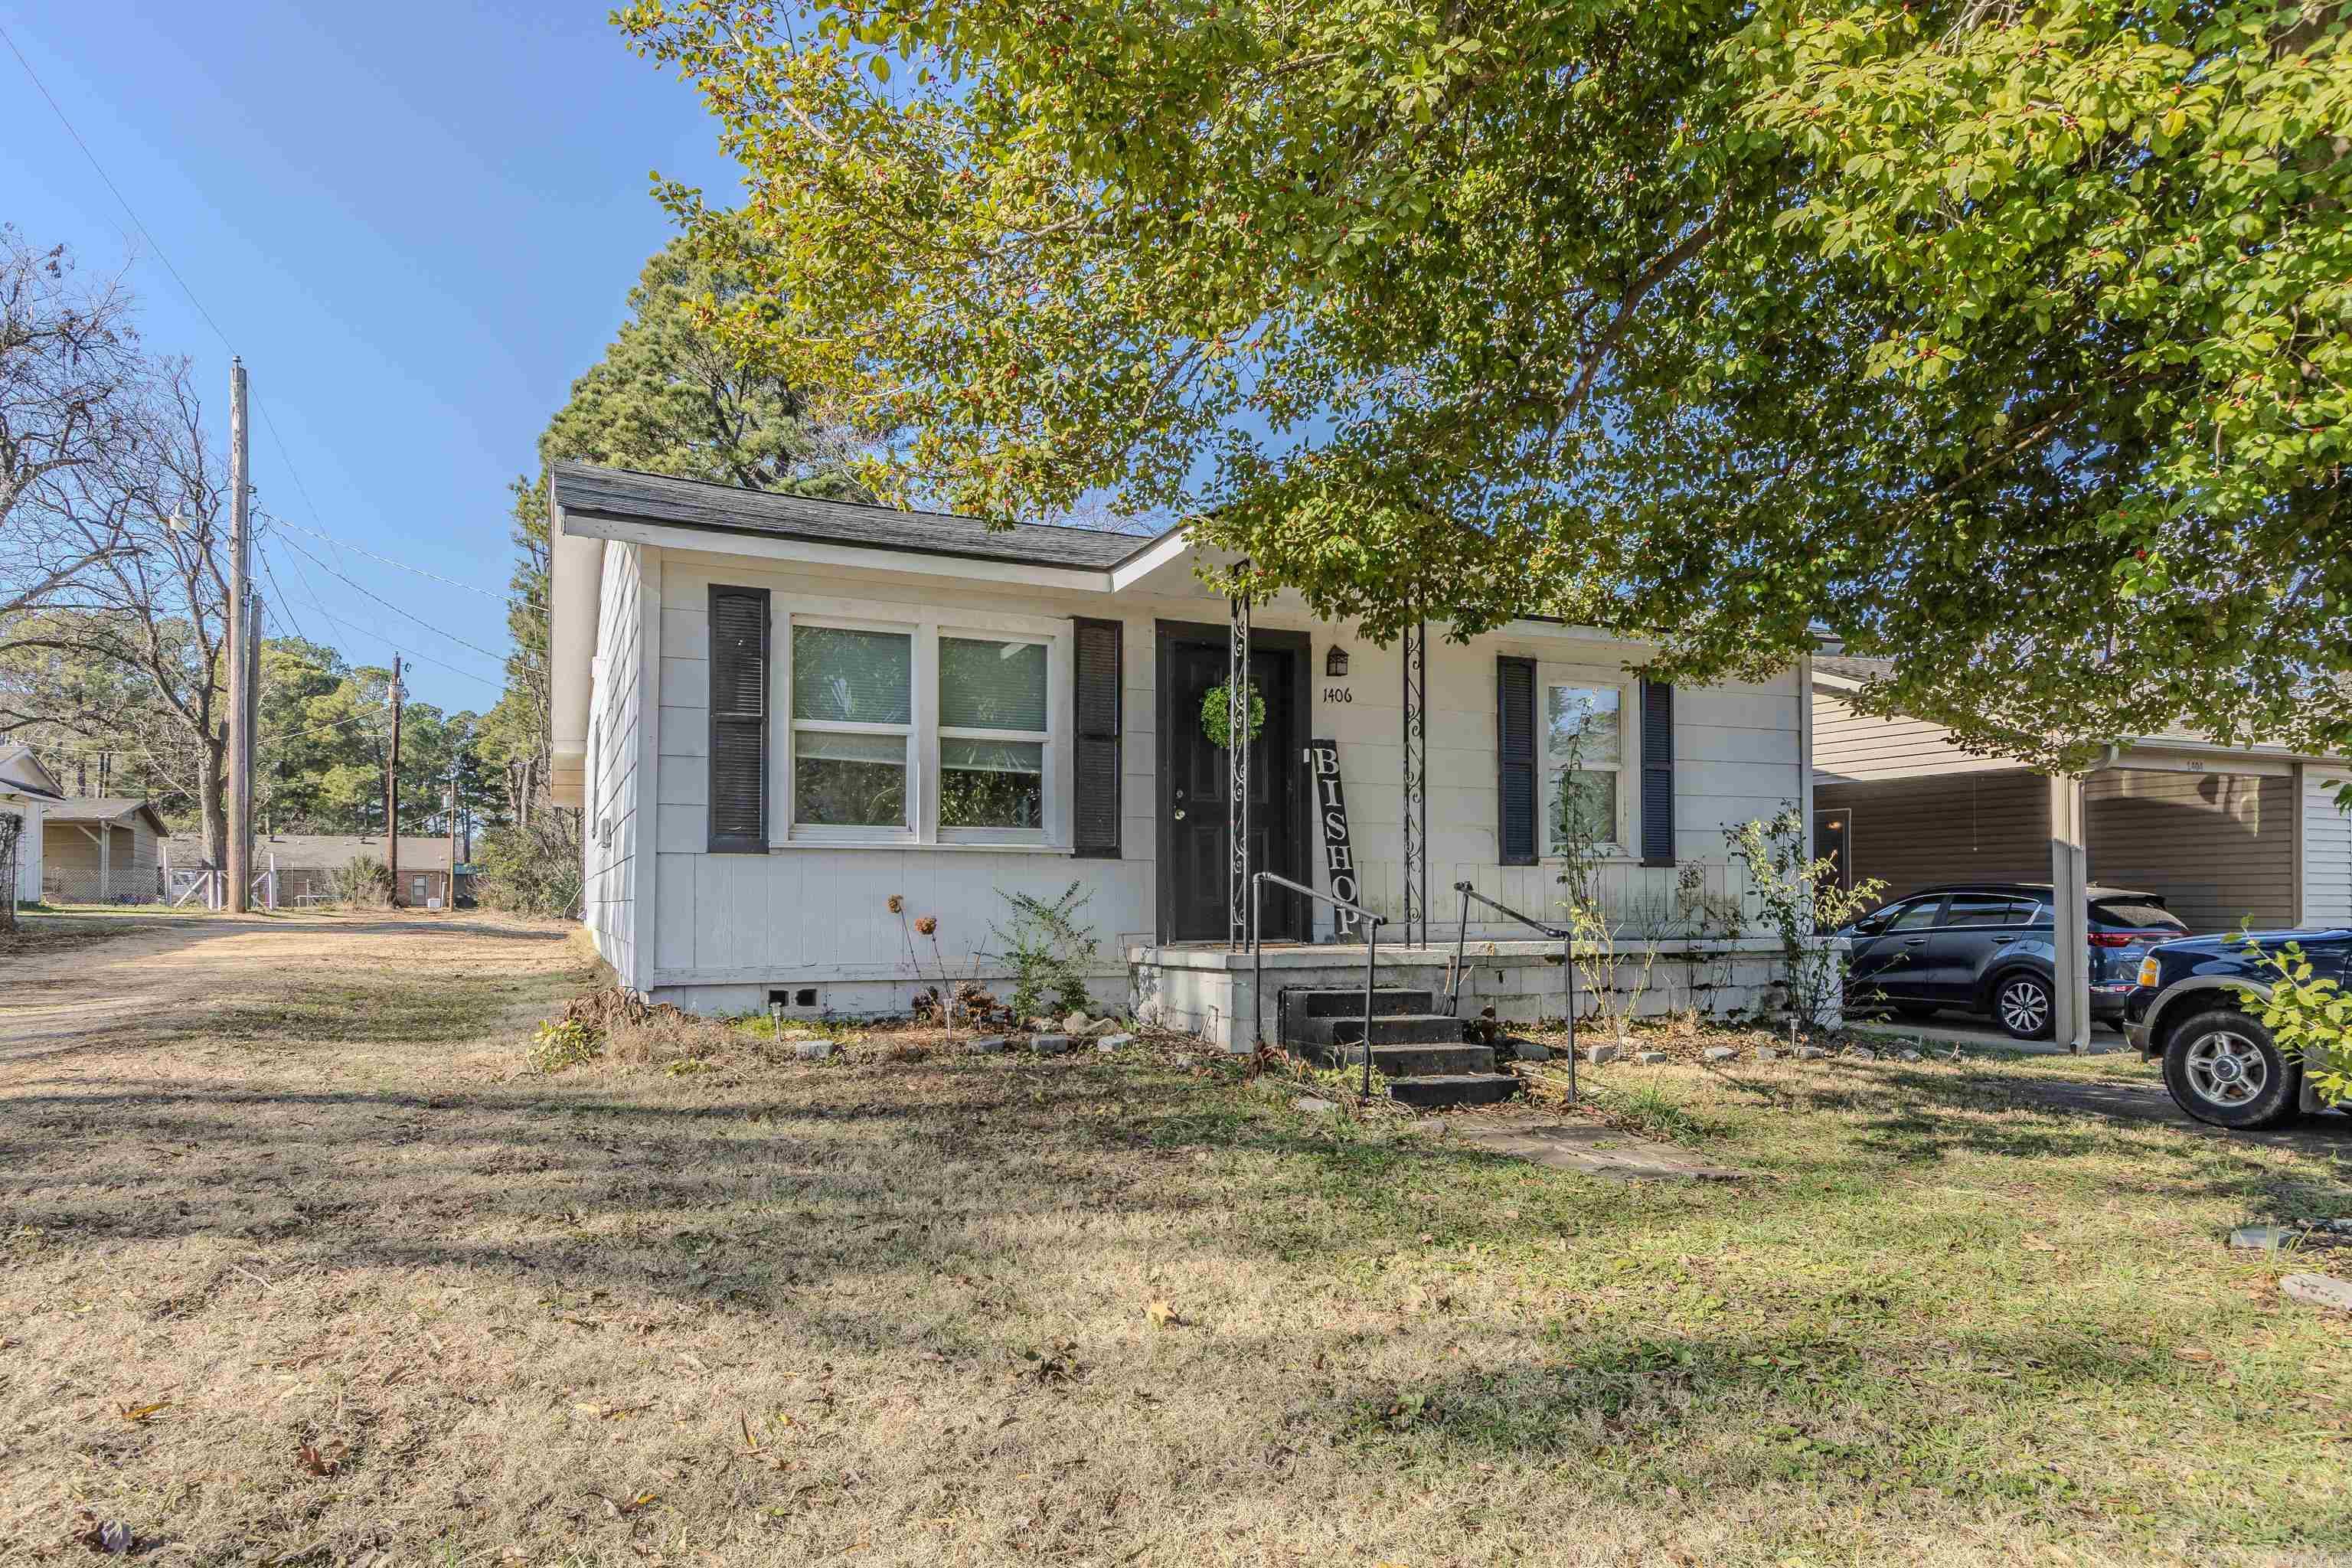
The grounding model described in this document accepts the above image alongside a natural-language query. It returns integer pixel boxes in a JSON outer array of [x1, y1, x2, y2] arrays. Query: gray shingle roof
[[164, 834, 453, 872], [1813, 655, 1895, 684], [44, 798, 168, 832], [550, 461, 1168, 571]]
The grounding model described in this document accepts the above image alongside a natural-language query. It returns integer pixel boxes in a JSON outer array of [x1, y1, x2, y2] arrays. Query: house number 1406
[[1322, 686, 1353, 703]]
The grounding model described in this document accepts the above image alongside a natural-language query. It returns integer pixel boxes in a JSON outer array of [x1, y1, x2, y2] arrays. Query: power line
[[273, 532, 509, 665], [264, 514, 502, 600], [3, 19, 516, 699], [0, 19, 235, 351], [294, 604, 503, 691]]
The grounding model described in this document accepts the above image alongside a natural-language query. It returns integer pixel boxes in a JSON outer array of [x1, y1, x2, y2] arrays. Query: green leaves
[[616, 0, 2352, 768]]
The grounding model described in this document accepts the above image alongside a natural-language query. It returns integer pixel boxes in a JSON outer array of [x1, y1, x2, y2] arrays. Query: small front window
[[1544, 684, 1623, 855]]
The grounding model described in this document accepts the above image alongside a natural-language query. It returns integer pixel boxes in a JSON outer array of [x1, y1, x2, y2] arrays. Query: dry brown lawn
[[4, 910, 2352, 1566]]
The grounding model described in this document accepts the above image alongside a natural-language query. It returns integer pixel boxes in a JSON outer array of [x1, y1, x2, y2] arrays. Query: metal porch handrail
[[1448, 880, 1577, 1103], [1250, 871, 1388, 1099]]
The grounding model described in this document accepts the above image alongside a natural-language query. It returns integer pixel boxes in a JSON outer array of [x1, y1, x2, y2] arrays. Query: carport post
[[2049, 773, 2091, 1054]]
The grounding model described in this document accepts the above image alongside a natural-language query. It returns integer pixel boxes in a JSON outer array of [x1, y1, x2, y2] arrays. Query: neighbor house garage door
[[2310, 768, 2352, 929], [2086, 769, 2294, 934]]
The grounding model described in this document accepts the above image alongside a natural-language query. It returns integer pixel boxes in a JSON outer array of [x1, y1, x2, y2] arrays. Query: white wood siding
[[1811, 689, 2017, 783], [3, 800, 40, 905], [2309, 767, 2352, 928], [630, 549, 1807, 1000], [583, 539, 651, 986]]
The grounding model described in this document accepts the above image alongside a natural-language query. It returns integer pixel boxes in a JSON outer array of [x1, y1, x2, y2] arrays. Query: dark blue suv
[[2125, 927, 2352, 1129], [1835, 883, 2190, 1040]]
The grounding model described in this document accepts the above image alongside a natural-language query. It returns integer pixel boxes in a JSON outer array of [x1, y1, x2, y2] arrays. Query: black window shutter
[[1497, 656, 1537, 866], [707, 586, 770, 854], [1071, 617, 1123, 858], [1640, 678, 1676, 867]]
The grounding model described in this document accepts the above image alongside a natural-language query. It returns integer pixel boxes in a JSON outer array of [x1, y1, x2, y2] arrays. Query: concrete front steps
[[1277, 986, 1523, 1109]]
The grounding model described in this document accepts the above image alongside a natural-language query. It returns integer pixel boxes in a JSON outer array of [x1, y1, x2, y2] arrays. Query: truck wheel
[[1992, 973, 2053, 1040], [2163, 1010, 2298, 1130]]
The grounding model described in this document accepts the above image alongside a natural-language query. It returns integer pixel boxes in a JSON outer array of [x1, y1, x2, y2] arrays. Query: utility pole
[[246, 593, 264, 902], [227, 358, 253, 914], [446, 760, 459, 909], [386, 655, 403, 906]]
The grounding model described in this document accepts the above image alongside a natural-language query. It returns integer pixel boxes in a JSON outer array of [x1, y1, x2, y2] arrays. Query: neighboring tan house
[[165, 833, 469, 908], [42, 799, 171, 904], [545, 461, 1824, 1043], [0, 744, 64, 908], [1812, 658, 2352, 933]]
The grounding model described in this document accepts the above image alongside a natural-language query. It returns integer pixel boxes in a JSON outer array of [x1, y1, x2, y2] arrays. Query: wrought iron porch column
[[1228, 573, 1252, 951], [1401, 616, 1428, 948]]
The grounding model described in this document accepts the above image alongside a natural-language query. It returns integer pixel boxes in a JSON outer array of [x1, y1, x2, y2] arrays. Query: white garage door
[[2310, 768, 2352, 929]]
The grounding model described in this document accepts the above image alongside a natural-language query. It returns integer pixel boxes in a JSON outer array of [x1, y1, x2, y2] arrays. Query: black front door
[[1158, 626, 1305, 942]]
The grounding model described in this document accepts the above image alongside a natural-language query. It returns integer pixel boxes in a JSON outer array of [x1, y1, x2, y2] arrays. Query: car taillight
[[2088, 932, 2132, 948], [2138, 956, 2161, 988]]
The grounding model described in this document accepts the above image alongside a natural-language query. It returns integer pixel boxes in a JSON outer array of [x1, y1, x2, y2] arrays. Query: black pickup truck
[[2125, 929, 2352, 1129]]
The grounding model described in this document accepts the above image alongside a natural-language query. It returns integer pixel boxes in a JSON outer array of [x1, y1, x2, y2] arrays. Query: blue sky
[[2, 1, 739, 714]]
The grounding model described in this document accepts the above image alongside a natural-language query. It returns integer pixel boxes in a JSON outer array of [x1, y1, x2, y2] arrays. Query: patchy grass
[[2, 920, 2351, 1563]]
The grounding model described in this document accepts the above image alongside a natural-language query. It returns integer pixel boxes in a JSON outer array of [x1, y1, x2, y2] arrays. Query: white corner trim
[[1107, 528, 1196, 593]]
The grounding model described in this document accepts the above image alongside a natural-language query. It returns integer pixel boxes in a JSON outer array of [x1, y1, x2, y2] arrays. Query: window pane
[[940, 738, 1044, 830], [794, 730, 907, 827], [940, 638, 1047, 732], [792, 626, 911, 724], [1886, 899, 1942, 931], [1546, 686, 1621, 768], [1549, 767, 1616, 851], [1943, 894, 2032, 927]]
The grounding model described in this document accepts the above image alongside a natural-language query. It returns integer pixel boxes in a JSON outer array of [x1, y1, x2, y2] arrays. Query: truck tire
[[2162, 1009, 2298, 1130]]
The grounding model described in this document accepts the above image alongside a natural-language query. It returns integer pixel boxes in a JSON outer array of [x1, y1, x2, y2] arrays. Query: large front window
[[779, 606, 1067, 847]]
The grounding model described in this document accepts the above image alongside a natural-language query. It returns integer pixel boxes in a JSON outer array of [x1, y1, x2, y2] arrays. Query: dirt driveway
[[0, 910, 583, 1065]]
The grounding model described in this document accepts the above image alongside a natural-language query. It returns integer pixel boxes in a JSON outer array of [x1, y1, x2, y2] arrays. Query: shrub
[[528, 1018, 603, 1073], [2240, 936, 2352, 1107], [1726, 805, 1886, 1032], [332, 854, 394, 907], [992, 882, 1101, 1021], [476, 814, 583, 919]]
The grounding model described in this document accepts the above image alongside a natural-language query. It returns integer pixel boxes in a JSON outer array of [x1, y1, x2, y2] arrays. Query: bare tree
[[0, 228, 146, 621], [0, 362, 236, 864]]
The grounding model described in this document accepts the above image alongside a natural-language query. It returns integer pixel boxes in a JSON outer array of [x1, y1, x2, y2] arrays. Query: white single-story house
[[1813, 657, 2352, 934], [0, 743, 64, 909], [546, 462, 1824, 1049]]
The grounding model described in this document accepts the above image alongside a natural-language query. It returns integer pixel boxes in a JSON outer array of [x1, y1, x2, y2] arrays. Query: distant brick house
[[43, 799, 171, 904], [165, 833, 472, 908]]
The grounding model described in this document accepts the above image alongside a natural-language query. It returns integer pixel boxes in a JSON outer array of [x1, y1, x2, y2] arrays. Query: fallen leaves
[[117, 1398, 172, 1424], [296, 1439, 348, 1476], [590, 1489, 662, 1519], [1146, 1299, 1187, 1329]]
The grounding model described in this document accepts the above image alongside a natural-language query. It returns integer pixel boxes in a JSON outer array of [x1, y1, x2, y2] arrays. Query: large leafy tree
[[617, 0, 2350, 769]]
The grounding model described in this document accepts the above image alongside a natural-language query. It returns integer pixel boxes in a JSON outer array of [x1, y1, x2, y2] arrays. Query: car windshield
[[2093, 900, 2187, 932]]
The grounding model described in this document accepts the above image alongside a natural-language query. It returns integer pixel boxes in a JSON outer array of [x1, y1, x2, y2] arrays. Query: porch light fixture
[[1325, 646, 1349, 678]]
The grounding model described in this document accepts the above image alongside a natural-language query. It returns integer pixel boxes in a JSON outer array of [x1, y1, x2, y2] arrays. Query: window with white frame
[[937, 635, 1049, 838], [792, 624, 915, 835], [780, 606, 1066, 847], [1543, 678, 1633, 857]]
